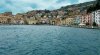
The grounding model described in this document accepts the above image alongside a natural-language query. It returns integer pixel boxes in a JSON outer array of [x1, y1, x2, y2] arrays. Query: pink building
[[80, 13, 92, 26], [85, 13, 92, 26]]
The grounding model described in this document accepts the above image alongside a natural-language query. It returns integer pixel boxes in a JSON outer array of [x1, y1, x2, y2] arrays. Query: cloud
[[0, 0, 94, 14], [78, 0, 94, 3]]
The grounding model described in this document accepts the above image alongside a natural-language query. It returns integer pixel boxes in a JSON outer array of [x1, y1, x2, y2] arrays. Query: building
[[39, 15, 49, 24], [85, 13, 92, 26], [64, 18, 74, 25], [61, 19, 66, 25], [74, 15, 81, 25], [55, 18, 61, 25], [93, 9, 100, 27], [80, 13, 92, 26], [13, 14, 25, 24], [49, 18, 56, 25], [26, 17, 38, 25], [0, 16, 14, 24], [0, 13, 14, 24], [49, 18, 61, 25]]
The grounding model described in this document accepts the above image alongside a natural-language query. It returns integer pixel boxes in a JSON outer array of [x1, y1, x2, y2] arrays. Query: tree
[[96, 0, 100, 6], [96, 0, 100, 3], [87, 0, 100, 13], [93, 22, 97, 26], [95, 0, 100, 10]]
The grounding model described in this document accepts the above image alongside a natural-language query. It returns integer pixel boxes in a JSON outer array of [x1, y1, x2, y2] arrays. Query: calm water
[[0, 25, 100, 55]]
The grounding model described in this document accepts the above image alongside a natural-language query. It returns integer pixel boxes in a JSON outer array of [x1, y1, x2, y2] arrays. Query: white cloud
[[0, 0, 95, 14], [78, 0, 94, 3]]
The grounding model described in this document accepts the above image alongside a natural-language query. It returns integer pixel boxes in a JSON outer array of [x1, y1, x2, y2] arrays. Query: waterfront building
[[65, 18, 74, 25], [26, 17, 38, 25], [80, 15, 85, 25], [49, 19, 56, 25], [0, 16, 14, 24], [74, 15, 81, 25], [49, 17, 61, 25], [55, 18, 62, 25], [85, 13, 92, 26], [39, 15, 49, 24], [13, 14, 25, 24], [91, 12, 95, 26], [61, 19, 66, 25], [93, 9, 100, 27], [0, 13, 14, 24], [80, 13, 92, 26]]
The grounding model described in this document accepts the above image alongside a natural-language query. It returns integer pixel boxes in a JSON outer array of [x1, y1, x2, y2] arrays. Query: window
[[95, 17, 97, 19], [99, 20, 100, 23], [96, 20, 97, 22], [96, 14, 98, 16]]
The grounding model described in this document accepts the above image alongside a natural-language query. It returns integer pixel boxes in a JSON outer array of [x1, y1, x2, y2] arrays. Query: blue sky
[[0, 0, 94, 14]]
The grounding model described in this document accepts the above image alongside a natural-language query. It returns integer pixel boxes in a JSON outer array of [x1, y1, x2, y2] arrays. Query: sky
[[0, 0, 94, 14]]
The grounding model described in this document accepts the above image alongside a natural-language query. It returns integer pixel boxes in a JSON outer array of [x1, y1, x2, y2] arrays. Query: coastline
[[61, 25, 100, 29], [0, 24, 100, 29]]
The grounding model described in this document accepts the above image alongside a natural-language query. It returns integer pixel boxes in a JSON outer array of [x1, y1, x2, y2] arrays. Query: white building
[[94, 10, 100, 26], [92, 9, 100, 27]]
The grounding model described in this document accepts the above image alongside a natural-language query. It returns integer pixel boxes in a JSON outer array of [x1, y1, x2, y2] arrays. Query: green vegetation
[[87, 0, 100, 13]]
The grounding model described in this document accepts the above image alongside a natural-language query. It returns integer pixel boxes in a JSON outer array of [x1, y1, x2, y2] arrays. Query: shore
[[0, 24, 100, 29], [60, 25, 100, 29]]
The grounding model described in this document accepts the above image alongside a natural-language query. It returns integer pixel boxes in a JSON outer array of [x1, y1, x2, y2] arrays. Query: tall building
[[94, 10, 100, 26]]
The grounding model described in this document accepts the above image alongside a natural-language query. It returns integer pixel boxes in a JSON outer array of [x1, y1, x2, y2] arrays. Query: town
[[0, 1, 100, 28], [0, 0, 100, 55]]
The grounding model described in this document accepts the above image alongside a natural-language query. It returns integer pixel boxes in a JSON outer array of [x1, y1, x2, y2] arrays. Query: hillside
[[58, 1, 96, 12]]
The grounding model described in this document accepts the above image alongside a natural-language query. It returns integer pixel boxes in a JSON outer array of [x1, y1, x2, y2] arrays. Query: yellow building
[[26, 17, 38, 25], [13, 14, 25, 24], [49, 18, 61, 25], [65, 18, 74, 25], [49, 19, 56, 25], [61, 18, 74, 25], [61, 19, 66, 25], [26, 19, 38, 25], [0, 13, 14, 24], [56, 18, 61, 25], [0, 16, 14, 24]]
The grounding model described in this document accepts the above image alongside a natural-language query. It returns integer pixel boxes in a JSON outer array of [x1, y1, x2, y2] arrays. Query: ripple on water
[[0, 25, 100, 55]]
